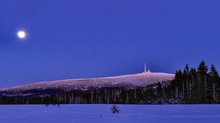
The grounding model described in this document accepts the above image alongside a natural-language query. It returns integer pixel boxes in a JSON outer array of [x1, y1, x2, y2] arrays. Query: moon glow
[[17, 30, 26, 39]]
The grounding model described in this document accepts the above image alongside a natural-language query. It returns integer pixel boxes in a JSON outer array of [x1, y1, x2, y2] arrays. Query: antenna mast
[[144, 64, 147, 73]]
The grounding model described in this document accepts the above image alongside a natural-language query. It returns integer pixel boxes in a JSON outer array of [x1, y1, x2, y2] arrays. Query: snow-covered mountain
[[0, 72, 174, 92]]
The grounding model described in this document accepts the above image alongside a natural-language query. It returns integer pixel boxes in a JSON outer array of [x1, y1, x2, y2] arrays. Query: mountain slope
[[0, 72, 174, 92]]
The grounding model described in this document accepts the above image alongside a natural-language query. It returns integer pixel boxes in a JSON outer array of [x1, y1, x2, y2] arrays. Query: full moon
[[17, 30, 26, 39]]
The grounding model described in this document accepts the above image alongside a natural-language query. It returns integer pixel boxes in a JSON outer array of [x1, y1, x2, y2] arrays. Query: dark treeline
[[0, 83, 169, 104], [167, 61, 220, 104], [0, 61, 219, 104]]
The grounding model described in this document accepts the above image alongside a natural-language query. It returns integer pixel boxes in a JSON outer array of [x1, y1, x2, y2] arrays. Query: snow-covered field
[[0, 105, 219, 123]]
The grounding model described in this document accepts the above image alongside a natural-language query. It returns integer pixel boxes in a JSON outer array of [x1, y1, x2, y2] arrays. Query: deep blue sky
[[0, 0, 220, 88]]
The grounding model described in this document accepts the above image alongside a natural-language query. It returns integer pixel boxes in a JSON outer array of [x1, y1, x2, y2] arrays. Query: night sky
[[0, 0, 220, 88]]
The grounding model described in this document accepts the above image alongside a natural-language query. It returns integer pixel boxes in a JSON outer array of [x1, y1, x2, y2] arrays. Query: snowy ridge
[[0, 72, 174, 92]]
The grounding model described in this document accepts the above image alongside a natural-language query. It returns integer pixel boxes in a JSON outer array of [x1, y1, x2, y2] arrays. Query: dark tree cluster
[[168, 61, 220, 104]]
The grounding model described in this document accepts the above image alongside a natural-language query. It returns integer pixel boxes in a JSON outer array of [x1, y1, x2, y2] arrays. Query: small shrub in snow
[[111, 105, 120, 113]]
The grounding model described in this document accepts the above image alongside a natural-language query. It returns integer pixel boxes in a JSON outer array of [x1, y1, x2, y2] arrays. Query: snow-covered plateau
[[0, 72, 174, 92], [0, 105, 219, 123]]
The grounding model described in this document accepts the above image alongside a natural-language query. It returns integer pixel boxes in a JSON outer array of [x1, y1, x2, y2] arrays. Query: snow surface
[[0, 72, 174, 92], [0, 105, 219, 123]]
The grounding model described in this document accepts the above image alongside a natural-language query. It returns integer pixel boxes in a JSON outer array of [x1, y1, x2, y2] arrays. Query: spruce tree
[[183, 64, 190, 102], [209, 64, 219, 102], [111, 105, 120, 113], [190, 68, 198, 103], [171, 70, 183, 100], [197, 61, 208, 103]]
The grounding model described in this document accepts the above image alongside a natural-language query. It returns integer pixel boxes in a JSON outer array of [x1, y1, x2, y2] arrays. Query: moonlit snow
[[0, 105, 219, 123], [1, 72, 174, 92]]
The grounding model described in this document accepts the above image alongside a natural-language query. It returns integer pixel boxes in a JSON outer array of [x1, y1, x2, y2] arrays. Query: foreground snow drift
[[0, 105, 219, 123]]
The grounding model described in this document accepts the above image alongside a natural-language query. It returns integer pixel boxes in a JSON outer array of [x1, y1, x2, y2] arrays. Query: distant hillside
[[0, 72, 174, 93], [0, 72, 174, 104]]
